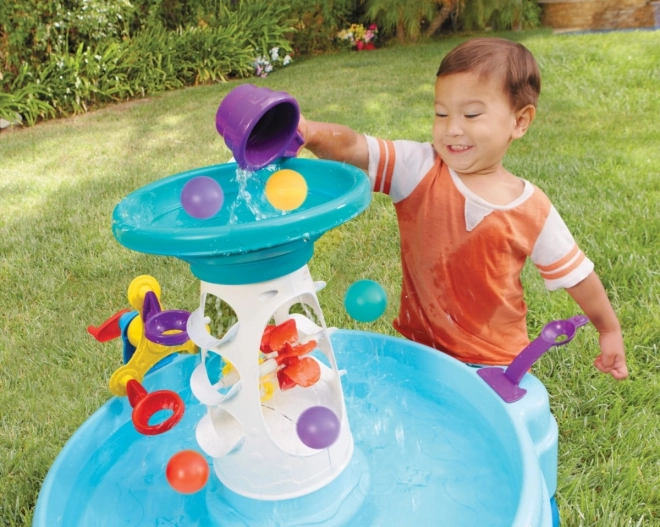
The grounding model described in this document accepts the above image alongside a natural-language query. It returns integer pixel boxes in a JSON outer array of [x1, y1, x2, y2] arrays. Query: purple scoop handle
[[504, 314, 590, 384], [144, 310, 191, 346], [283, 131, 305, 158], [477, 315, 589, 403]]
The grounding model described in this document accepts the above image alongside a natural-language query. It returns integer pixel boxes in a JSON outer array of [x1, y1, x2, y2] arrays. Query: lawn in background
[[1, 29, 659, 526]]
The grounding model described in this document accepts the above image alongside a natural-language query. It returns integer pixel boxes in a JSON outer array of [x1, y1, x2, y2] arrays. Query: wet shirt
[[365, 136, 593, 365]]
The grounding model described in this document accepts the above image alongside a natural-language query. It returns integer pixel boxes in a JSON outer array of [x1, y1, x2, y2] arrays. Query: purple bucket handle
[[144, 309, 191, 346], [216, 84, 303, 170], [477, 315, 589, 403], [283, 130, 305, 159]]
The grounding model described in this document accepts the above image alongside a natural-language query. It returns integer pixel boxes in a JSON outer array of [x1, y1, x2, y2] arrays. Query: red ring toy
[[127, 380, 185, 435]]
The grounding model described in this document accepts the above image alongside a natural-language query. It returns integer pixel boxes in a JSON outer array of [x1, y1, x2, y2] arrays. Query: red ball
[[166, 450, 209, 494]]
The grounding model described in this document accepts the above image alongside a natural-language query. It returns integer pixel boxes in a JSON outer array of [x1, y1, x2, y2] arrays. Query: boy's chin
[[435, 149, 471, 172], [439, 156, 470, 175]]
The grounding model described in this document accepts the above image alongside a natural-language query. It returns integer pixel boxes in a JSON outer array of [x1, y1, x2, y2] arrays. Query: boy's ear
[[512, 105, 536, 139]]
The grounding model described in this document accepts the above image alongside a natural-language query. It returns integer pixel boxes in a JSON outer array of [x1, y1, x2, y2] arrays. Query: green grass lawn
[[1, 29, 659, 526]]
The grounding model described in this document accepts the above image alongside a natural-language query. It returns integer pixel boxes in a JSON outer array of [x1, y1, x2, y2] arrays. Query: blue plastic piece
[[34, 330, 556, 527], [551, 496, 560, 527], [112, 159, 371, 285], [119, 311, 138, 364]]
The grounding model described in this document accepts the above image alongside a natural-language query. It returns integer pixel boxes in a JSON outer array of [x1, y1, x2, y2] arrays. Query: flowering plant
[[336, 24, 378, 51], [253, 47, 292, 78]]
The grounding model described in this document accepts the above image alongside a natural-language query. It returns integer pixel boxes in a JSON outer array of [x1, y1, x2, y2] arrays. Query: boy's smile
[[433, 72, 533, 180]]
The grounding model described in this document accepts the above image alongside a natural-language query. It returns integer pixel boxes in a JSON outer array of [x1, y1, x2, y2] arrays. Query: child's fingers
[[594, 354, 612, 371], [610, 367, 628, 380], [594, 355, 628, 380], [594, 358, 609, 375], [610, 359, 629, 380]]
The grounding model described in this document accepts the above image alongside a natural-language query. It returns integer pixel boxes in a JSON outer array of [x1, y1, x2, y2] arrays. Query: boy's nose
[[445, 116, 463, 136]]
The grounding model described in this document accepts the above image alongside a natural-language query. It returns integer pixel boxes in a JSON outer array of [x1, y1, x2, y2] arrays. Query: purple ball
[[181, 176, 224, 219], [296, 406, 340, 449]]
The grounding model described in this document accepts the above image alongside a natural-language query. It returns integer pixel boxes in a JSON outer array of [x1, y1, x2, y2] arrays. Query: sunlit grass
[[1, 29, 659, 526]]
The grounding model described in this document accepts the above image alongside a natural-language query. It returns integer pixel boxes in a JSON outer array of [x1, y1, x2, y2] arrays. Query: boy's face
[[433, 72, 531, 177]]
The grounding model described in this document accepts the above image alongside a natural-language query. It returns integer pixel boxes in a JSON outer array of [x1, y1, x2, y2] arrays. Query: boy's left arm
[[565, 271, 628, 380]]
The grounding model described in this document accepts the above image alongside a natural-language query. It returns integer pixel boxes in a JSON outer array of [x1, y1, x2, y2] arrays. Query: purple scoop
[[477, 315, 589, 403], [216, 84, 304, 170]]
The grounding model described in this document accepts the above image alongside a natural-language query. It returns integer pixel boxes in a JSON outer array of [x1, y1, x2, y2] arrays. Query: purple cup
[[215, 84, 304, 170]]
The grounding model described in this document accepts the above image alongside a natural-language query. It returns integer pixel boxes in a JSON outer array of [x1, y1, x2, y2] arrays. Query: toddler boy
[[299, 37, 627, 379]]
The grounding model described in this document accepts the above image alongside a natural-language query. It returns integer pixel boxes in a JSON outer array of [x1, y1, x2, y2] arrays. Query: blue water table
[[33, 85, 586, 526]]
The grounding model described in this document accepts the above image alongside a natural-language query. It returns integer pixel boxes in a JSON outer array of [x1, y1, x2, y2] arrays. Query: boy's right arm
[[298, 117, 369, 171]]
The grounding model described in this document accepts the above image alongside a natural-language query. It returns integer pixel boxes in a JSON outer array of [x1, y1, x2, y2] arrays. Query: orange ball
[[265, 169, 308, 211], [166, 450, 209, 494]]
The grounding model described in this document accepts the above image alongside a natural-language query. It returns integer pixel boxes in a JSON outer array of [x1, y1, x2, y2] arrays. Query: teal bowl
[[112, 159, 371, 284]]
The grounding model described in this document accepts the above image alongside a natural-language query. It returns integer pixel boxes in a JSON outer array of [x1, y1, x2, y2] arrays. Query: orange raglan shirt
[[366, 137, 594, 365]]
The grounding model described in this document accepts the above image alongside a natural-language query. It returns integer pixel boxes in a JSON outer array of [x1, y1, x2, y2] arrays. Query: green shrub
[[362, 0, 437, 42], [460, 0, 542, 31], [129, 0, 224, 32], [0, 84, 55, 126], [168, 25, 254, 84], [1, 0, 296, 125], [0, 0, 370, 125], [287, 0, 362, 55], [120, 26, 188, 92], [37, 43, 128, 114], [216, 1, 294, 60], [0, 0, 133, 72]]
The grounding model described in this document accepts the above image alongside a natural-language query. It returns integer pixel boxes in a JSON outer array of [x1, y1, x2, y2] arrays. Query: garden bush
[[0, 0, 295, 125], [460, 0, 541, 31], [287, 0, 362, 55], [0, 0, 367, 126]]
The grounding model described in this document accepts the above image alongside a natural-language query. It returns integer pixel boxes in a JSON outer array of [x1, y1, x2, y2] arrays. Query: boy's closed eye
[[434, 113, 482, 119]]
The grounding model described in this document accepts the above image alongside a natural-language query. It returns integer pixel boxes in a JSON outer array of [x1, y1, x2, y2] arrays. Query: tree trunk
[[396, 15, 406, 43], [424, 5, 453, 38]]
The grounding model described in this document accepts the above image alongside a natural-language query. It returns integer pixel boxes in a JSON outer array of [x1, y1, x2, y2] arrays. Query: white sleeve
[[365, 135, 436, 203], [531, 205, 594, 291]]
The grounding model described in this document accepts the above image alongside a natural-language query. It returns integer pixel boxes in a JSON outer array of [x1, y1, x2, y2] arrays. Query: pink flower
[[356, 40, 364, 50]]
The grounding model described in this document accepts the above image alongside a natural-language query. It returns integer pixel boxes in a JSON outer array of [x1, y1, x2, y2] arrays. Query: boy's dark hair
[[437, 38, 541, 110]]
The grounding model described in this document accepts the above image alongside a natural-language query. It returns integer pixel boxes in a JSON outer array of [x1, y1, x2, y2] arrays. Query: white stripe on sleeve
[[531, 206, 594, 290], [365, 136, 435, 203]]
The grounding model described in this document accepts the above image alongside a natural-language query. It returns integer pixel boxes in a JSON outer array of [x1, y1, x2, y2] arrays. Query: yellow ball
[[127, 317, 144, 347], [265, 169, 308, 211]]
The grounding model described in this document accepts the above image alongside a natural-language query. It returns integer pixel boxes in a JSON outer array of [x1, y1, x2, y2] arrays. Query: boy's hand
[[593, 329, 628, 380]]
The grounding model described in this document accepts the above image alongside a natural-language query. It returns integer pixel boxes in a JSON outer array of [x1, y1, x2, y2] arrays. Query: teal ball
[[344, 280, 387, 322]]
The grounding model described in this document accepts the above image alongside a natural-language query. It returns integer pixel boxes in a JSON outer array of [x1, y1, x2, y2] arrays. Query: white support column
[[187, 265, 354, 500]]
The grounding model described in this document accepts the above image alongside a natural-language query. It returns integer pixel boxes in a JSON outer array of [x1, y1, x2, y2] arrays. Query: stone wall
[[538, 0, 657, 30]]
